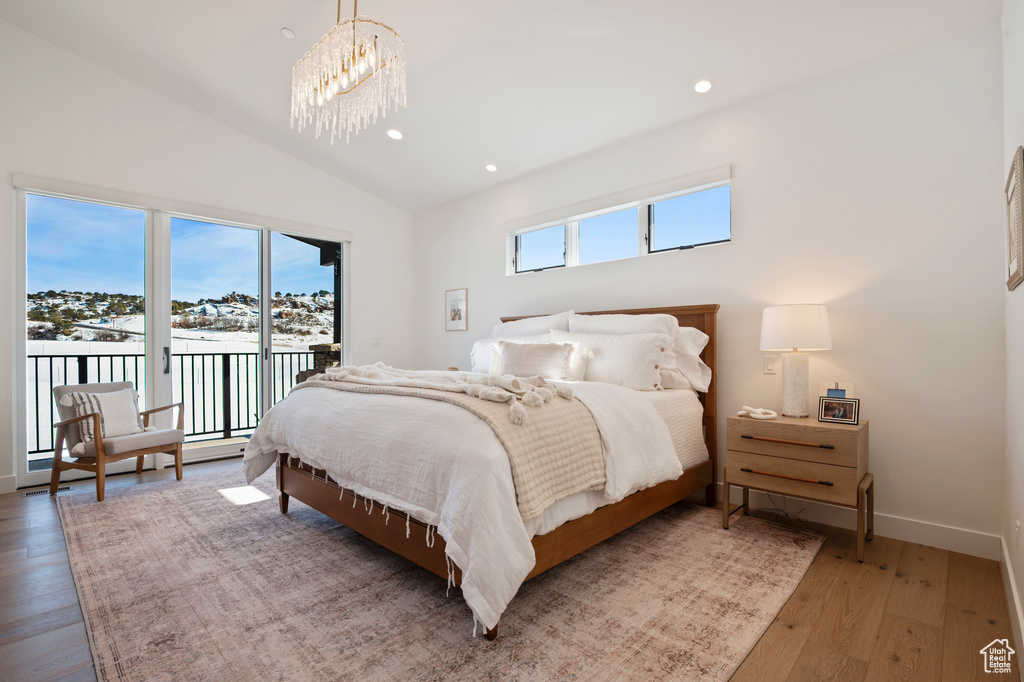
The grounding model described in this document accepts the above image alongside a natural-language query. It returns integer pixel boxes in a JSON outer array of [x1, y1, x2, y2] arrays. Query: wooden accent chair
[[49, 382, 185, 501]]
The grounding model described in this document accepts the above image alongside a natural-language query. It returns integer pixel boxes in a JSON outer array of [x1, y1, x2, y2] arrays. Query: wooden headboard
[[500, 304, 720, 476]]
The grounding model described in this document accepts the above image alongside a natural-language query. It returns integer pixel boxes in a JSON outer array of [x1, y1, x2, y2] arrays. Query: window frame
[[645, 181, 732, 254], [512, 222, 568, 273], [508, 176, 731, 275]]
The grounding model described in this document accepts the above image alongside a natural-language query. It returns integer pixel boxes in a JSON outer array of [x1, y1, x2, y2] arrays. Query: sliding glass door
[[170, 218, 261, 457], [269, 232, 341, 403]]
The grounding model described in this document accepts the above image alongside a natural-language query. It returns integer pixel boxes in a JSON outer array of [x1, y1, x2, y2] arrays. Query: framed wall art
[[445, 288, 468, 331], [1006, 146, 1023, 292]]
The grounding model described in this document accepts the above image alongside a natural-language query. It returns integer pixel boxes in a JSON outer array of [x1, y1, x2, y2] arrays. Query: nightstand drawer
[[726, 418, 864, 468], [726, 450, 859, 506]]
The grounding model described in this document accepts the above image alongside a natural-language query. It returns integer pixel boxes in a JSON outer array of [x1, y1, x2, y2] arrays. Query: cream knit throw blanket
[[292, 364, 606, 521]]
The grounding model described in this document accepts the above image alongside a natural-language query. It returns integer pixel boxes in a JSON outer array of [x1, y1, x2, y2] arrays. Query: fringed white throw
[[294, 364, 605, 521], [309, 363, 573, 424]]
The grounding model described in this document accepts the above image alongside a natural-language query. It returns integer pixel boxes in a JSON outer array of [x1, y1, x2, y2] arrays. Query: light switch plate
[[763, 356, 778, 375]]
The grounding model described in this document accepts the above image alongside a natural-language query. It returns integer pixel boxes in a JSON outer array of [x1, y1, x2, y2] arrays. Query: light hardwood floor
[[0, 459, 1018, 681]]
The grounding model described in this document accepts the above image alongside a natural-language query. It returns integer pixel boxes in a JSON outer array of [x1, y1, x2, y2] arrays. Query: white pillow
[[497, 342, 576, 380], [562, 342, 591, 381], [59, 388, 144, 443], [551, 330, 671, 391], [569, 312, 679, 337], [471, 333, 552, 374], [470, 337, 499, 373], [492, 310, 573, 338], [567, 313, 711, 392], [668, 327, 712, 392]]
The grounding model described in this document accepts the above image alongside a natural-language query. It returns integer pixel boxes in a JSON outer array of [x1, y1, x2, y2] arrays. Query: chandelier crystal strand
[[290, 2, 406, 143]]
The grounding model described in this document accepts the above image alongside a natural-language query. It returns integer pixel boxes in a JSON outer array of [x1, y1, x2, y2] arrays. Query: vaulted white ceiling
[[0, 0, 1003, 212]]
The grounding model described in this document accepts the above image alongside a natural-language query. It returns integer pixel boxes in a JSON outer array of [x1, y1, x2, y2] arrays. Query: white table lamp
[[760, 304, 831, 417]]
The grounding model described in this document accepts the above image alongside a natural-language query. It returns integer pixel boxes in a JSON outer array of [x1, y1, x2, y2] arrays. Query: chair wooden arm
[[53, 411, 99, 429], [53, 412, 104, 458], [140, 403, 185, 430]]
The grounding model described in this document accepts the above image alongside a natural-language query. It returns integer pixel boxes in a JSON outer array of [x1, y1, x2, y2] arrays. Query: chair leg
[[136, 454, 145, 474], [174, 444, 183, 481], [49, 456, 63, 495], [96, 455, 105, 502], [50, 428, 66, 495]]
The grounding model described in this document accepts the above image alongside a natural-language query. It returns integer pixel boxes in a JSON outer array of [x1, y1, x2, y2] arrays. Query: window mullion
[[638, 204, 650, 256], [565, 222, 580, 267]]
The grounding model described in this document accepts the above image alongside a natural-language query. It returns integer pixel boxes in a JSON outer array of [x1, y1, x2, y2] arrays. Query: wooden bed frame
[[275, 303, 719, 639]]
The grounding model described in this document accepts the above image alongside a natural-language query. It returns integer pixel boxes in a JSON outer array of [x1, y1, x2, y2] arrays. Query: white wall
[[0, 21, 416, 493], [1002, 0, 1024, 653], [414, 24, 1006, 556]]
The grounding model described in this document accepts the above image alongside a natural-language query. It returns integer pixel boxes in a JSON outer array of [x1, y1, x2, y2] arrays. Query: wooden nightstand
[[722, 414, 874, 561]]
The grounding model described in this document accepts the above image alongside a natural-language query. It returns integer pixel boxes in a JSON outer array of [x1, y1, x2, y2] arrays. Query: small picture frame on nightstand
[[819, 396, 860, 425]]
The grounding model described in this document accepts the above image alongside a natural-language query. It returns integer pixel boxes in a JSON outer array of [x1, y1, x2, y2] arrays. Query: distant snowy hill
[[27, 291, 334, 350]]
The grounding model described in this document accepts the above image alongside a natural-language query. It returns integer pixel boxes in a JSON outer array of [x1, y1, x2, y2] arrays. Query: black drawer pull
[[739, 467, 834, 486], [741, 434, 834, 449]]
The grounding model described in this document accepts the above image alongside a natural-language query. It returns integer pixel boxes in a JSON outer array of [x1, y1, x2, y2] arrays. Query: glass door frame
[[165, 213, 265, 464], [15, 189, 154, 487]]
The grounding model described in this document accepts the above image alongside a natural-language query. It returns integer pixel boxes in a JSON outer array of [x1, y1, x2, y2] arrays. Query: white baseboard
[[713, 485, 1002, 560], [1002, 538, 1024, 657], [0, 475, 16, 495]]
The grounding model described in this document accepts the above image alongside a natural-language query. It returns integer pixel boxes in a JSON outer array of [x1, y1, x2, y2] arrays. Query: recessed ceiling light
[[485, 164, 497, 172], [386, 129, 403, 140], [694, 80, 713, 94], [281, 27, 295, 39]]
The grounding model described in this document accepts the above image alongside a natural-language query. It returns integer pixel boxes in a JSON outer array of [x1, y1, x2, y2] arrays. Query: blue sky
[[27, 194, 335, 302], [27, 194, 146, 295]]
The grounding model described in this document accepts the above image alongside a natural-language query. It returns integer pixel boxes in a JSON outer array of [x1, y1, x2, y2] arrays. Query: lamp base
[[781, 352, 810, 418]]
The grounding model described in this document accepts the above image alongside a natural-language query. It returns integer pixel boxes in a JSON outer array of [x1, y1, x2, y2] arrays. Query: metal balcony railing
[[27, 351, 313, 455]]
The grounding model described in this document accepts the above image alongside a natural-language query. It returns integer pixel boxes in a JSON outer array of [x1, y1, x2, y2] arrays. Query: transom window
[[579, 207, 639, 265], [515, 224, 566, 272], [510, 179, 730, 274]]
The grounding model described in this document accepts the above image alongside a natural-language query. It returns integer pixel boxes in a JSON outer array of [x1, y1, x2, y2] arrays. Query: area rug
[[58, 470, 823, 681]]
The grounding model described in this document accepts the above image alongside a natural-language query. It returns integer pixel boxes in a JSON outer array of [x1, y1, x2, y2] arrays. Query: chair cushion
[[59, 388, 144, 444], [72, 429, 185, 457]]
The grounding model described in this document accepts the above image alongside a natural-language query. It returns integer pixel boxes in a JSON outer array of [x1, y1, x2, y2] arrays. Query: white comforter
[[242, 379, 684, 632]]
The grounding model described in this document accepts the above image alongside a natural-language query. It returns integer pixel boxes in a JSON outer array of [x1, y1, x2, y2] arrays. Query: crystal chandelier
[[291, 0, 406, 143]]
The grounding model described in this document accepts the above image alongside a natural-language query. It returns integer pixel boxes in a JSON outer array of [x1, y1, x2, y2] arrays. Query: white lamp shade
[[760, 304, 832, 352]]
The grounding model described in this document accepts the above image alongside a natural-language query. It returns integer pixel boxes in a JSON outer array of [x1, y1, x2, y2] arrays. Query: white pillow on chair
[[59, 388, 144, 444]]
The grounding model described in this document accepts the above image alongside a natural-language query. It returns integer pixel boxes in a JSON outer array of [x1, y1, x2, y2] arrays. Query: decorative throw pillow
[[59, 388, 144, 443], [470, 333, 553, 374], [497, 341, 576, 380], [551, 330, 672, 391]]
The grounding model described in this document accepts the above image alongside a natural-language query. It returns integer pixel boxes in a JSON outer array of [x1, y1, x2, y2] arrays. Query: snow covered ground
[[27, 293, 335, 352]]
